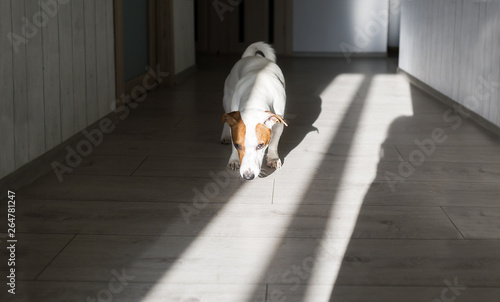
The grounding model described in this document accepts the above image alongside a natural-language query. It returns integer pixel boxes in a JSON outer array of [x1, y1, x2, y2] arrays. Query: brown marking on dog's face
[[222, 111, 246, 162], [256, 123, 271, 150]]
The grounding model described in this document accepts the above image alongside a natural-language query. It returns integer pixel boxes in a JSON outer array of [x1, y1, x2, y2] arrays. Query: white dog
[[221, 42, 287, 180]]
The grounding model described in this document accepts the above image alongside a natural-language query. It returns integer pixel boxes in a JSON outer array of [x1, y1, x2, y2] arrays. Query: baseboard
[[0, 112, 121, 194], [398, 68, 500, 137], [175, 65, 197, 84]]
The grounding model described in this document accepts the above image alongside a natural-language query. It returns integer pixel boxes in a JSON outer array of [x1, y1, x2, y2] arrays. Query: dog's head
[[222, 110, 287, 180]]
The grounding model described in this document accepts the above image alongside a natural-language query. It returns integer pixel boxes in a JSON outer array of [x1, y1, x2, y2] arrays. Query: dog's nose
[[242, 172, 255, 180]]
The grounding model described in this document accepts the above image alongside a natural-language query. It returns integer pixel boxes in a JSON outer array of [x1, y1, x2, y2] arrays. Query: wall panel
[[106, 0, 116, 111], [59, 0, 75, 141], [96, 0, 109, 118], [0, 0, 115, 179], [489, 2, 500, 125], [11, 0, 29, 168], [71, 0, 87, 132], [400, 0, 500, 128], [42, 0, 62, 150], [26, 0, 46, 160], [0, 0, 15, 178], [84, 0, 98, 124]]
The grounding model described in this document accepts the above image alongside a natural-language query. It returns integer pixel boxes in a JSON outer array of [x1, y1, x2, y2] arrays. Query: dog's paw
[[267, 157, 282, 169], [221, 136, 232, 145], [228, 160, 240, 170]]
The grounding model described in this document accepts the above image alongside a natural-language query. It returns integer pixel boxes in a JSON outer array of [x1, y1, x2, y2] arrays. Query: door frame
[[194, 0, 293, 55], [113, 0, 174, 105]]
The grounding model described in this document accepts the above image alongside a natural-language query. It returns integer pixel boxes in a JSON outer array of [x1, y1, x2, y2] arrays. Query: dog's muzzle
[[242, 171, 255, 180]]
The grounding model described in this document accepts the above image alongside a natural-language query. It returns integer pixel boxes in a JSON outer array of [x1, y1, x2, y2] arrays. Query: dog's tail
[[241, 41, 276, 63]]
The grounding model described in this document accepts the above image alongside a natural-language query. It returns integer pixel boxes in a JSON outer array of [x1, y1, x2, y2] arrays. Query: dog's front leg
[[228, 144, 240, 170], [267, 123, 284, 168]]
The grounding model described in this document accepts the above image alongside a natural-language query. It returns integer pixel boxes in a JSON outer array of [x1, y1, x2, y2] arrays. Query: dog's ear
[[222, 111, 241, 126], [264, 112, 288, 129]]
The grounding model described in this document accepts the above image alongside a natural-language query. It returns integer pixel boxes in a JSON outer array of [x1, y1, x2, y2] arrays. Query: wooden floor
[[2, 56, 500, 301]]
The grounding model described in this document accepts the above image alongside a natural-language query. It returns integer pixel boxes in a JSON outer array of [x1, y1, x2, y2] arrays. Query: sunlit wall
[[400, 0, 500, 127]]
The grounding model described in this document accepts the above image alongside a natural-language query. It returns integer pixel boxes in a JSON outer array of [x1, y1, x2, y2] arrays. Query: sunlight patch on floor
[[302, 74, 413, 300]]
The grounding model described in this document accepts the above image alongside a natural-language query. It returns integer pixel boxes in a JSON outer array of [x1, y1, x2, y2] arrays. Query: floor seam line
[[34, 233, 77, 281], [173, 117, 184, 128], [394, 145, 406, 161], [271, 179, 275, 205], [129, 155, 149, 176], [440, 206, 466, 239]]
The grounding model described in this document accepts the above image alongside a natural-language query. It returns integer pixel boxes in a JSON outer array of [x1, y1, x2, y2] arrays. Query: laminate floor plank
[[396, 145, 500, 163], [268, 285, 500, 302], [276, 158, 500, 183], [0, 234, 74, 281], [35, 235, 500, 287], [273, 179, 500, 207], [8, 282, 266, 302], [19, 174, 273, 204], [67, 155, 147, 176], [11, 200, 461, 239], [443, 206, 500, 239]]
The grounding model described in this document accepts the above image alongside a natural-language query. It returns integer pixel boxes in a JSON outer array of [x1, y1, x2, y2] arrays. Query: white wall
[[0, 0, 115, 179], [173, 0, 196, 74], [400, 0, 500, 127], [293, 0, 389, 53]]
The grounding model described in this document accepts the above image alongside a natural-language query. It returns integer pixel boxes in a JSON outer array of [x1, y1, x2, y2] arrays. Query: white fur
[[241, 41, 277, 63], [221, 42, 286, 180]]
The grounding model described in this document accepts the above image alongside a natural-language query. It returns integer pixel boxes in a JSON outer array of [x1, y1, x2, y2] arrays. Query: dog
[[221, 42, 287, 180]]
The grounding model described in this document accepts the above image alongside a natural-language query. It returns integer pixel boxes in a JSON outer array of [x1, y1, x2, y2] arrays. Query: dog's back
[[223, 42, 285, 115]]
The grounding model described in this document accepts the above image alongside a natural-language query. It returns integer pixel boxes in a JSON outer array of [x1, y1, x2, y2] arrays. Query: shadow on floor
[[325, 84, 500, 301]]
